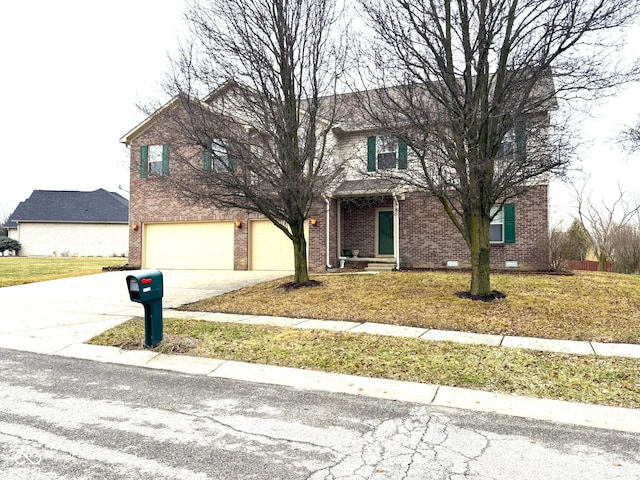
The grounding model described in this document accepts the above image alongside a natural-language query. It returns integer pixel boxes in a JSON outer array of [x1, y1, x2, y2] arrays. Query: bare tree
[[357, 0, 640, 296], [0, 207, 8, 237], [154, 0, 347, 284], [610, 222, 640, 273], [620, 119, 640, 152], [575, 184, 640, 271]]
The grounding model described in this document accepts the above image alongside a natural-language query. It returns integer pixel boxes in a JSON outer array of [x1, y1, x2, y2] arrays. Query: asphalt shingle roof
[[332, 179, 400, 197], [4, 189, 128, 228]]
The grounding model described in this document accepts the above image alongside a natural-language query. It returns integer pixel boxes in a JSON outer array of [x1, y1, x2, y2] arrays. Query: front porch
[[329, 181, 402, 271]]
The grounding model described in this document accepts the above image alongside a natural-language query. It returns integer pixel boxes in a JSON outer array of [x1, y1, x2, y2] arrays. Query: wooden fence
[[564, 259, 611, 272]]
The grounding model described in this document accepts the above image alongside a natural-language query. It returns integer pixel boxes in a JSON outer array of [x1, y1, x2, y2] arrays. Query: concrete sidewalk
[[162, 309, 640, 359], [1, 270, 639, 434]]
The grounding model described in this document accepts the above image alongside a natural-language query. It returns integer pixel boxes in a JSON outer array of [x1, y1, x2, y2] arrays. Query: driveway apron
[[0, 270, 288, 354]]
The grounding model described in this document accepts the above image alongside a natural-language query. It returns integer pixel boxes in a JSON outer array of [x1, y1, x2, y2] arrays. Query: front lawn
[[0, 257, 129, 287], [180, 270, 640, 344]]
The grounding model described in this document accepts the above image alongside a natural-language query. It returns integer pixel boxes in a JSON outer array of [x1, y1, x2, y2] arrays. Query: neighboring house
[[120, 85, 549, 272], [4, 189, 129, 257]]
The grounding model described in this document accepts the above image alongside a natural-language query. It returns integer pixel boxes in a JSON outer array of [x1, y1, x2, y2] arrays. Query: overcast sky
[[1, 0, 639, 227], [0, 0, 186, 217]]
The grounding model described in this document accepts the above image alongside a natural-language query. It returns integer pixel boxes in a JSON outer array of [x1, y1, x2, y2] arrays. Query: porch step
[[365, 263, 396, 272]]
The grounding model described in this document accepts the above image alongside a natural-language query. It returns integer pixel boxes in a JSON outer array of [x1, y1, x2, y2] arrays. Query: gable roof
[[5, 189, 129, 227], [120, 93, 227, 146], [119, 96, 182, 146], [121, 82, 274, 147], [121, 73, 558, 143]]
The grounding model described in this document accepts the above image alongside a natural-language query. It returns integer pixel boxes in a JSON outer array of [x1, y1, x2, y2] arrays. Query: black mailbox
[[126, 269, 163, 347]]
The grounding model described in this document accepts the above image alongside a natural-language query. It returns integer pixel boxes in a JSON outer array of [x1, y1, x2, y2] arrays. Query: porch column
[[323, 194, 332, 269], [393, 193, 400, 270], [337, 198, 342, 261]]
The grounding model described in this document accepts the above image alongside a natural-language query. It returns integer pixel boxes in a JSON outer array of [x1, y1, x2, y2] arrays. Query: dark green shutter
[[162, 144, 170, 176], [504, 203, 516, 243], [228, 154, 237, 172], [515, 123, 527, 157], [139, 145, 148, 178], [367, 136, 376, 172], [203, 146, 212, 172], [398, 141, 408, 169]]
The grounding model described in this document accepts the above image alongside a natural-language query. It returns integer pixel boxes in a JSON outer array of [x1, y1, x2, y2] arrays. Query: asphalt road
[[1, 348, 639, 480]]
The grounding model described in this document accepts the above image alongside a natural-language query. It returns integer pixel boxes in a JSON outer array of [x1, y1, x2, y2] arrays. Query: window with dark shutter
[[499, 122, 527, 160], [490, 204, 516, 243], [140, 144, 169, 177], [367, 135, 408, 171]]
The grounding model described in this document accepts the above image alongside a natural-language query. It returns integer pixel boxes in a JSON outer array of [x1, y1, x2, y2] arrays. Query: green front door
[[378, 210, 394, 256]]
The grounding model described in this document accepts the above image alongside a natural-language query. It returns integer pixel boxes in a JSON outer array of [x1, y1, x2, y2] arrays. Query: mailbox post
[[126, 269, 163, 347]]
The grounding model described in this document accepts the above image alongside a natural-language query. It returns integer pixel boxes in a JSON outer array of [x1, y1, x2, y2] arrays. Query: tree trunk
[[468, 211, 492, 296], [291, 221, 310, 284], [598, 253, 608, 272]]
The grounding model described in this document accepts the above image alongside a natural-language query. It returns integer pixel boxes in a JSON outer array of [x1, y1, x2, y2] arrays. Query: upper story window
[[499, 123, 527, 159], [203, 139, 237, 173], [367, 135, 408, 172], [140, 144, 169, 178], [148, 145, 164, 176]]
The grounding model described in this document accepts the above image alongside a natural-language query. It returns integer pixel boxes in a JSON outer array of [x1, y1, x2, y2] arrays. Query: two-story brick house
[[120, 84, 550, 272]]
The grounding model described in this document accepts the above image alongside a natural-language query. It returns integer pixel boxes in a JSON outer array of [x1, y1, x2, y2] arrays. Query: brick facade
[[335, 185, 549, 270], [127, 115, 246, 269], [400, 186, 548, 269], [123, 90, 551, 272]]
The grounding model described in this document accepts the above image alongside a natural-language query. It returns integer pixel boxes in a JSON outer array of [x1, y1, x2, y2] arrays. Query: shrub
[[546, 225, 569, 272], [0, 236, 21, 256], [611, 224, 640, 274]]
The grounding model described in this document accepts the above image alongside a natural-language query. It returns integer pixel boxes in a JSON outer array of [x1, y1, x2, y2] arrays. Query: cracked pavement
[[1, 348, 639, 480]]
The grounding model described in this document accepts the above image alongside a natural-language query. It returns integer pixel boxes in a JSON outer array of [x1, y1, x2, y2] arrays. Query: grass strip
[[89, 317, 640, 409]]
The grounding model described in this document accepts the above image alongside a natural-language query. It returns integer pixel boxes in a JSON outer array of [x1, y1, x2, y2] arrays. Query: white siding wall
[[335, 131, 424, 181], [335, 131, 368, 181], [15, 223, 128, 257]]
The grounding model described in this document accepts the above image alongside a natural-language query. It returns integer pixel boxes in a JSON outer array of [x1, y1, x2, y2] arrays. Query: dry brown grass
[[89, 269, 640, 408], [181, 270, 640, 344], [89, 317, 640, 408]]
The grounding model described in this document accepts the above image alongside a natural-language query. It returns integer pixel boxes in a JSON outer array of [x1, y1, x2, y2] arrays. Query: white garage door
[[250, 220, 309, 271], [144, 222, 234, 270]]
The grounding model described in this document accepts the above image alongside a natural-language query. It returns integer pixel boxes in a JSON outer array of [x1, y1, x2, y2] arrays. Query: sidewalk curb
[[170, 310, 640, 358], [41, 342, 640, 435]]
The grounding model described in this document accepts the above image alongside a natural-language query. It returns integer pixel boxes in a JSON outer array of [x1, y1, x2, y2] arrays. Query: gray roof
[[332, 179, 400, 197], [4, 189, 128, 228], [328, 73, 558, 134]]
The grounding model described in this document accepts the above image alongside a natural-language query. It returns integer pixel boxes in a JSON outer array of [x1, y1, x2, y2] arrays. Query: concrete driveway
[[0, 270, 288, 354]]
